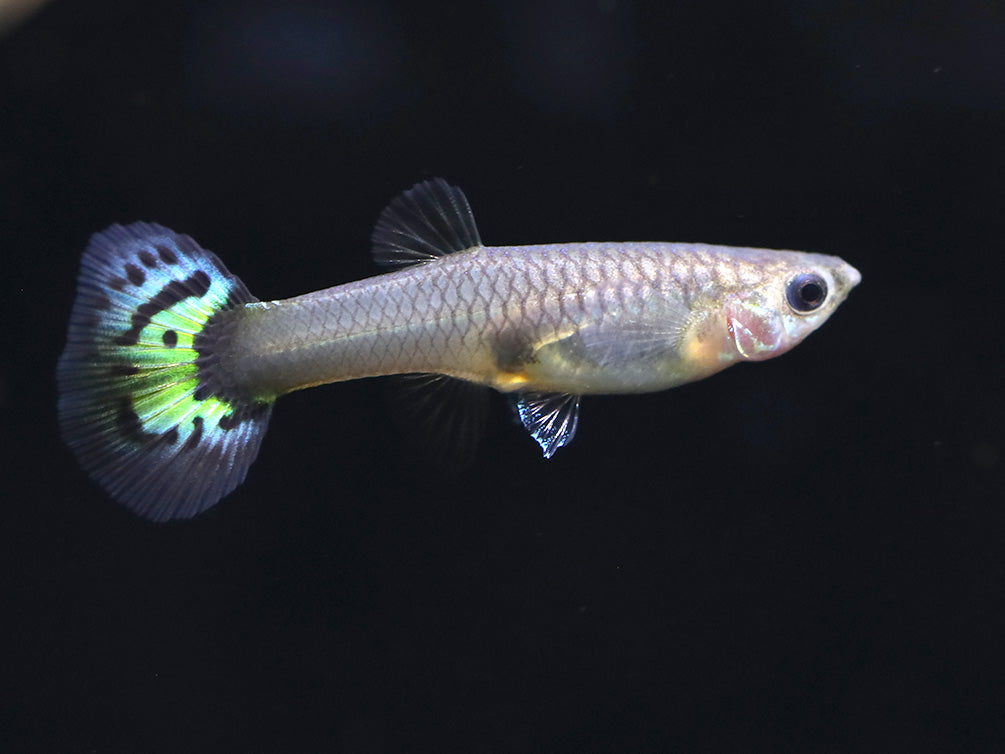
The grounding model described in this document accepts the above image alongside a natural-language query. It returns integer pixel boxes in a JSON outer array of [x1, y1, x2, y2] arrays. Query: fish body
[[222, 241, 853, 398], [58, 179, 860, 520]]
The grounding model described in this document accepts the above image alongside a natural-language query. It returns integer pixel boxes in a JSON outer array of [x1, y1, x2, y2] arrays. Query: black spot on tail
[[217, 402, 270, 432], [138, 250, 158, 268], [114, 394, 187, 453], [162, 330, 177, 347], [155, 244, 179, 265], [125, 263, 146, 286], [182, 417, 204, 451], [116, 272, 212, 346], [116, 397, 147, 444], [109, 276, 127, 292]]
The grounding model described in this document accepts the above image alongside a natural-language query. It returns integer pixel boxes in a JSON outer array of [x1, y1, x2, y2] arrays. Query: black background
[[4, 1, 1003, 751]]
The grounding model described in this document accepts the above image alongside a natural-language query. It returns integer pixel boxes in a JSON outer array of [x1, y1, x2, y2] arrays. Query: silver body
[[220, 241, 860, 400]]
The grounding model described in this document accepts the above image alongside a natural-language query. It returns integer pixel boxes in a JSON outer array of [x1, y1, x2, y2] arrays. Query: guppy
[[58, 178, 860, 521]]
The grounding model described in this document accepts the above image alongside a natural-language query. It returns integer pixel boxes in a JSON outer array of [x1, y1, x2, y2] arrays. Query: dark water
[[4, 1, 1002, 751]]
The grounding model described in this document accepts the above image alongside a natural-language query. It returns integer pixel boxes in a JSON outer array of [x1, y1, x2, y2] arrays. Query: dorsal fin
[[371, 178, 482, 267]]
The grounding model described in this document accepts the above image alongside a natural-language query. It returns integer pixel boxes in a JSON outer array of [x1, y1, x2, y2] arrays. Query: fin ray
[[371, 178, 482, 267], [386, 373, 490, 470], [513, 392, 581, 459], [576, 294, 690, 367]]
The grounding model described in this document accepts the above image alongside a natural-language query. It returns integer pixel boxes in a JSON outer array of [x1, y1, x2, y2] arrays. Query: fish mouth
[[839, 261, 862, 290]]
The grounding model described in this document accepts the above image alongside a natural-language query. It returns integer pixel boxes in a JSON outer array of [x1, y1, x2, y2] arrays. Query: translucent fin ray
[[513, 392, 581, 459], [371, 177, 482, 267], [575, 297, 691, 366], [386, 373, 490, 470], [58, 223, 272, 521]]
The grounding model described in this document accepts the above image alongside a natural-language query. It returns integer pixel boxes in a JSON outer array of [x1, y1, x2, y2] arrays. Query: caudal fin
[[57, 223, 273, 521]]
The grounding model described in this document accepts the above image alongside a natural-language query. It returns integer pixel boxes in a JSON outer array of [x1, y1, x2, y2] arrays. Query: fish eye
[[786, 273, 828, 313]]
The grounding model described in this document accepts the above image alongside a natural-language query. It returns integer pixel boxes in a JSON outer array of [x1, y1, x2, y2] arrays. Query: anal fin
[[513, 392, 581, 459]]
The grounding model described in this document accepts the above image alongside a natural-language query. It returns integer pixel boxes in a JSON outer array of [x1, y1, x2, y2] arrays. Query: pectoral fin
[[572, 294, 690, 367], [513, 392, 581, 459]]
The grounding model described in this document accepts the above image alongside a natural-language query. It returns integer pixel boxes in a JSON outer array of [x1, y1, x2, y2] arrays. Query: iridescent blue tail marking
[[58, 223, 273, 521]]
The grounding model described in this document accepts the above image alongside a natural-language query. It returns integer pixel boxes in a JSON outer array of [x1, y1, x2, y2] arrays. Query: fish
[[57, 178, 861, 520]]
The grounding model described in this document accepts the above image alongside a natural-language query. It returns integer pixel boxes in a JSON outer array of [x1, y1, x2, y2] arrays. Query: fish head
[[723, 251, 861, 362]]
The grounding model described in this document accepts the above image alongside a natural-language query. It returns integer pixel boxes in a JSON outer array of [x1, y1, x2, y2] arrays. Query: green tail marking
[[58, 223, 272, 521]]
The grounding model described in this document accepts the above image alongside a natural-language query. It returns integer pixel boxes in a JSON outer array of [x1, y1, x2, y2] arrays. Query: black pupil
[[800, 281, 823, 305], [787, 274, 827, 312]]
